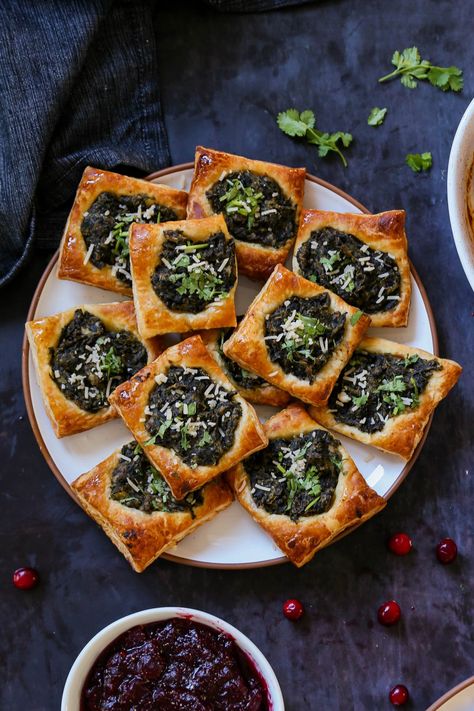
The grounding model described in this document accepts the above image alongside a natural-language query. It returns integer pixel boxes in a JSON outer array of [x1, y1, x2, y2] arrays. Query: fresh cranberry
[[388, 533, 412, 556], [13, 567, 39, 590], [282, 599, 304, 621], [436, 538, 457, 564], [389, 684, 409, 706], [377, 600, 401, 626]]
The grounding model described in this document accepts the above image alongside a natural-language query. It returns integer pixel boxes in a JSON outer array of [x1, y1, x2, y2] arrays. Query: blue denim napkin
[[0, 0, 312, 286]]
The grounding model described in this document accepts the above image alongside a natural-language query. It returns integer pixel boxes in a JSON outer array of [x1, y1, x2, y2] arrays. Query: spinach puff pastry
[[130, 214, 237, 338], [226, 403, 386, 567], [309, 337, 462, 459], [108, 335, 267, 500], [72, 441, 233, 572], [199, 321, 290, 407], [187, 146, 306, 280], [293, 209, 411, 327], [26, 301, 162, 438], [223, 264, 371, 406], [58, 166, 188, 295]]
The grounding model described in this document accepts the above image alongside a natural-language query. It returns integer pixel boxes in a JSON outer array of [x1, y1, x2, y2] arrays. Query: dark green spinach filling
[[329, 350, 441, 433], [244, 429, 342, 521], [81, 191, 178, 286], [110, 442, 202, 514], [218, 320, 268, 391], [144, 365, 242, 468], [296, 227, 401, 313], [265, 294, 346, 381], [206, 170, 297, 248], [151, 229, 236, 314], [50, 310, 147, 413]]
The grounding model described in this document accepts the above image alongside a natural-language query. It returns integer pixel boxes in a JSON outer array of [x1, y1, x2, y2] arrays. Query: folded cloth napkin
[[0, 0, 312, 287]]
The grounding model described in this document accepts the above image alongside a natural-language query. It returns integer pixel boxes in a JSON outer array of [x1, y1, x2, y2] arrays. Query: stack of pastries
[[26, 148, 462, 572]]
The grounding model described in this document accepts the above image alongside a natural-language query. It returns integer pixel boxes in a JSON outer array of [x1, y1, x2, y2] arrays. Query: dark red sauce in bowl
[[81, 617, 270, 710]]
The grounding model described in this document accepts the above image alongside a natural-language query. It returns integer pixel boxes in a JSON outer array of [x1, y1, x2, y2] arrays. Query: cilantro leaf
[[377, 375, 406, 393], [277, 108, 312, 137], [406, 152, 432, 173], [368, 107, 387, 126], [378, 47, 463, 92], [352, 394, 369, 409], [277, 108, 353, 167]]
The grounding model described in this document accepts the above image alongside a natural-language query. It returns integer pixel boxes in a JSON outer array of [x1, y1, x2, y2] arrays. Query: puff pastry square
[[72, 441, 233, 572], [26, 301, 162, 438], [226, 403, 386, 567], [108, 335, 268, 499], [223, 264, 371, 406], [130, 214, 237, 338], [58, 166, 188, 296], [187, 146, 306, 280], [309, 337, 462, 460], [199, 323, 290, 407], [293, 210, 411, 327]]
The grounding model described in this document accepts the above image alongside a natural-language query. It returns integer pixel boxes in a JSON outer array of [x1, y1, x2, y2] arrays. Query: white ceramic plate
[[447, 96, 474, 291], [24, 166, 437, 568], [426, 677, 474, 711]]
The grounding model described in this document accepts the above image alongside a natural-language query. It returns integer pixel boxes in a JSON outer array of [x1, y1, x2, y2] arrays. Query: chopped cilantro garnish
[[219, 178, 264, 229], [350, 309, 364, 326]]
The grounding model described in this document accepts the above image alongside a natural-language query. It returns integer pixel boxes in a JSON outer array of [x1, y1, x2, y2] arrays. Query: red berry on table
[[389, 684, 409, 706], [436, 538, 457, 564], [388, 532, 412, 556], [282, 599, 304, 621], [13, 567, 39, 590], [377, 600, 401, 626]]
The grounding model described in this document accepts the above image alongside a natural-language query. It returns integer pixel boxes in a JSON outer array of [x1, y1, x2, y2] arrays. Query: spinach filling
[[151, 230, 236, 313], [244, 430, 342, 521], [218, 321, 268, 391], [144, 366, 242, 468], [265, 294, 346, 381], [296, 227, 401, 313], [81, 191, 178, 286], [329, 350, 441, 433], [50, 310, 147, 413], [110, 442, 202, 514], [206, 170, 297, 248]]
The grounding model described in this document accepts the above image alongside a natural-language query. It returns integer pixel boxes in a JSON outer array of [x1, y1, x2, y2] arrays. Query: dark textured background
[[1, 1, 473, 709]]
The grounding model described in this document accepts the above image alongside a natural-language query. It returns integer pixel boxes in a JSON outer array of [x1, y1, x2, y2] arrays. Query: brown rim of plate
[[425, 676, 474, 711], [21, 163, 439, 570]]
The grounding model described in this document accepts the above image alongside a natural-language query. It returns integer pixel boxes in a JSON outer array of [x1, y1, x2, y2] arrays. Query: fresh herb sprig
[[378, 47, 463, 92], [277, 109, 353, 167], [406, 152, 432, 173]]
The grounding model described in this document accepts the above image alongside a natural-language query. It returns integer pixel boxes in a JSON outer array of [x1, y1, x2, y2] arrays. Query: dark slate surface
[[1, 1, 473, 709]]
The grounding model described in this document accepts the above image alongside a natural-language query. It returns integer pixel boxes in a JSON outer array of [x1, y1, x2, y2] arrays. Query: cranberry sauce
[[81, 617, 270, 711]]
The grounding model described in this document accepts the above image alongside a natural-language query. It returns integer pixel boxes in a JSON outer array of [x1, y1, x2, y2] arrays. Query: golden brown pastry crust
[[223, 264, 371, 406], [25, 301, 162, 438], [72, 447, 233, 572], [130, 214, 237, 338], [226, 403, 386, 567], [292, 209, 411, 327], [309, 337, 462, 460], [108, 335, 268, 499], [187, 146, 306, 280], [199, 328, 290, 407], [57, 166, 188, 295]]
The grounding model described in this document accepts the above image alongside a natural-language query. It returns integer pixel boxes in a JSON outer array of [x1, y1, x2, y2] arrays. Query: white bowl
[[447, 96, 474, 291], [61, 606, 284, 710]]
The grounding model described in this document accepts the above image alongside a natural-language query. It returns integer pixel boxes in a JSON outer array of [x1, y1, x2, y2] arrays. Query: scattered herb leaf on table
[[277, 109, 353, 167]]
